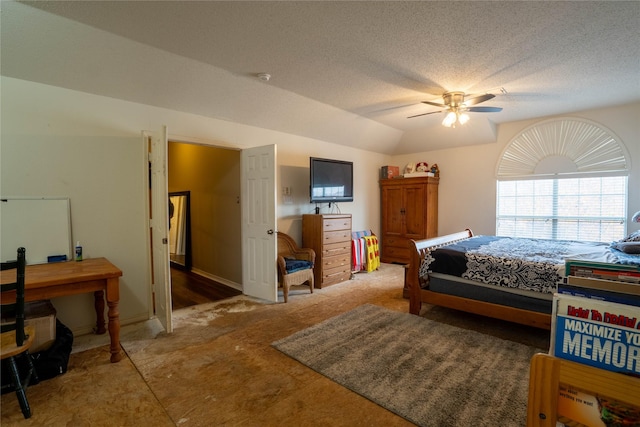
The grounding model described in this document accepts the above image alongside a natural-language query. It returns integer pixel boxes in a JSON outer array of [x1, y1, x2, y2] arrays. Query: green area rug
[[272, 304, 544, 427]]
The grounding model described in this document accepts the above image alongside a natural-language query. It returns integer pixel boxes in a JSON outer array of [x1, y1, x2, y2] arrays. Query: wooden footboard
[[407, 229, 473, 315], [407, 229, 552, 330]]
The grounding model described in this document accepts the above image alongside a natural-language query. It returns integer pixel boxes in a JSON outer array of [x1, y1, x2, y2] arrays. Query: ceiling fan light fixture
[[442, 111, 457, 127], [411, 90, 500, 125], [442, 109, 469, 128]]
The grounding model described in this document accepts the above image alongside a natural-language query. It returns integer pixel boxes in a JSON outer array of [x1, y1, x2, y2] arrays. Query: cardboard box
[[25, 300, 57, 352], [380, 166, 400, 179], [2, 300, 57, 353]]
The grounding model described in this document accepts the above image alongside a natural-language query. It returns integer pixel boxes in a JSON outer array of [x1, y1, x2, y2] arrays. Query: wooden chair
[[277, 232, 315, 303], [1, 247, 38, 419]]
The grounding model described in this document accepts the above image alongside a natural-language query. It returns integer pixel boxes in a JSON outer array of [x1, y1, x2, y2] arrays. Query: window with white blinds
[[496, 176, 627, 242], [495, 118, 630, 243]]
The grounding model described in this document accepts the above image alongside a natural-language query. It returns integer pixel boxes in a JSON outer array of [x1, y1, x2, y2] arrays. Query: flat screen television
[[309, 157, 354, 203]]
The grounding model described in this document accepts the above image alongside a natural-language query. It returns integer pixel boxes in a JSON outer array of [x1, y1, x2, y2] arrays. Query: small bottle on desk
[[75, 241, 83, 261]]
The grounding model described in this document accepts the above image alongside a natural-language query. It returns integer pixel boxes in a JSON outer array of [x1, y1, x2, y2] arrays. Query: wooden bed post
[[408, 240, 423, 315], [407, 229, 474, 316]]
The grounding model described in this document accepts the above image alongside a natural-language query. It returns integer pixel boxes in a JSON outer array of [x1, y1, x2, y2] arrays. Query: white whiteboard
[[1, 197, 73, 265]]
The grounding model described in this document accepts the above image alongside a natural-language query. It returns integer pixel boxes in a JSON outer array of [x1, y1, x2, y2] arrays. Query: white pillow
[[621, 230, 640, 242]]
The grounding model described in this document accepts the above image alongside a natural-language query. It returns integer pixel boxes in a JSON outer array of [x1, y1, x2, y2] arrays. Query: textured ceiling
[[2, 1, 639, 155]]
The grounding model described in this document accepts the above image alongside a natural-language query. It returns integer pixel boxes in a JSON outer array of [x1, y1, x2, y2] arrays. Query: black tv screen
[[310, 157, 354, 203]]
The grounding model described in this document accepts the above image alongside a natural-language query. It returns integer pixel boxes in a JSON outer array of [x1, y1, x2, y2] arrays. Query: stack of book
[[551, 260, 640, 427], [565, 259, 640, 283]]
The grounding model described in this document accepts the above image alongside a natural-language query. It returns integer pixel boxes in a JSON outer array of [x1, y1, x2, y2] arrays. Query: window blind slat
[[496, 176, 627, 242]]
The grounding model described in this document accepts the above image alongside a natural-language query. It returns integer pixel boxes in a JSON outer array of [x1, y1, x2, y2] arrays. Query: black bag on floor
[[31, 319, 74, 381]]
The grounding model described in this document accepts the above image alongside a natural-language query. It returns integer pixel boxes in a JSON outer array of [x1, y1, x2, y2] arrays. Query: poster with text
[[551, 294, 640, 375]]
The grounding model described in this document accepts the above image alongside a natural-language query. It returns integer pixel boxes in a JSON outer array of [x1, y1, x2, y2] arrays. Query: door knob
[[267, 229, 274, 235]]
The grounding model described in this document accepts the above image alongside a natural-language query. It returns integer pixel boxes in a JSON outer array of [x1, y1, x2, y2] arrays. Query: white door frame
[[145, 127, 172, 333]]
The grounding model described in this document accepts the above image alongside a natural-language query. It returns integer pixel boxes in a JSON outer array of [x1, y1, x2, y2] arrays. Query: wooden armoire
[[379, 176, 439, 264]]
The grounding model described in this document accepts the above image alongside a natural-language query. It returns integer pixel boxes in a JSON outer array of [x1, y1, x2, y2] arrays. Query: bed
[[406, 229, 640, 329]]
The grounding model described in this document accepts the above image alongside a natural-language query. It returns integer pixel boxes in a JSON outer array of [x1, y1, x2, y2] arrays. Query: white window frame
[[495, 118, 631, 242], [496, 175, 628, 242]]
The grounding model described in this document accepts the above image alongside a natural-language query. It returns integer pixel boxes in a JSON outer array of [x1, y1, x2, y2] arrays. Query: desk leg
[[105, 277, 123, 363], [94, 291, 107, 334]]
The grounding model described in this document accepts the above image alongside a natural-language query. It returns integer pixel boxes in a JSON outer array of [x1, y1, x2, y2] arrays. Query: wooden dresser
[[302, 214, 352, 288], [379, 177, 439, 265]]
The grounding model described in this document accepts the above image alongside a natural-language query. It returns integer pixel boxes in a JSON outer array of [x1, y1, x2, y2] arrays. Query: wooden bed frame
[[407, 229, 552, 330]]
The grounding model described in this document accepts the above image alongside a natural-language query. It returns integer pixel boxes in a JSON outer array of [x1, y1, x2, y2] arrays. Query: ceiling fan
[[408, 91, 503, 127]]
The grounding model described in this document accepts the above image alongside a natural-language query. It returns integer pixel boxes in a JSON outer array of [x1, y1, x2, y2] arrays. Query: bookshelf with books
[[559, 276, 640, 307], [526, 260, 640, 426], [565, 259, 640, 283]]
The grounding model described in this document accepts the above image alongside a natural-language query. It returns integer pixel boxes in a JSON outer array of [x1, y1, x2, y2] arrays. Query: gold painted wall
[[168, 141, 242, 284]]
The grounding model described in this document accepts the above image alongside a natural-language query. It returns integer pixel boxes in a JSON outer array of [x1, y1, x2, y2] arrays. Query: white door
[[149, 126, 173, 333], [241, 144, 278, 302]]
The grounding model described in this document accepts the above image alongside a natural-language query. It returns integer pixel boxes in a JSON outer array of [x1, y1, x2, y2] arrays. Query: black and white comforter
[[419, 236, 640, 295]]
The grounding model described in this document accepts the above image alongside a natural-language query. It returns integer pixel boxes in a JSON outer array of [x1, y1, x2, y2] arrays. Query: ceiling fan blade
[[464, 93, 495, 106], [408, 110, 443, 118], [421, 101, 448, 108], [466, 106, 503, 113]]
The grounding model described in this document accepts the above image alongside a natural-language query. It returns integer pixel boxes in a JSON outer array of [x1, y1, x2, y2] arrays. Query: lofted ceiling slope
[[1, 1, 639, 155]]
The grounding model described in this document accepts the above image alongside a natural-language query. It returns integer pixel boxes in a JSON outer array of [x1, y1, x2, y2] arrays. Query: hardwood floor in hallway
[[170, 267, 242, 310]]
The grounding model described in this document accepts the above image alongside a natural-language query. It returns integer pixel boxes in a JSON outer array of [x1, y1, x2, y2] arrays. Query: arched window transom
[[495, 118, 630, 242]]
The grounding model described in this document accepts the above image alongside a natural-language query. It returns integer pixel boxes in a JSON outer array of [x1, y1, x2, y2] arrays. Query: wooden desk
[[1, 258, 123, 363]]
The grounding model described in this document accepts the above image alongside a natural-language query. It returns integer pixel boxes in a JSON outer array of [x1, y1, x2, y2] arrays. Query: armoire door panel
[[403, 185, 426, 237], [383, 186, 404, 235]]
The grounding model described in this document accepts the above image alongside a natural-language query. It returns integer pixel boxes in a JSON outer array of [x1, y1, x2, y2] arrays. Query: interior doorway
[[167, 140, 243, 310]]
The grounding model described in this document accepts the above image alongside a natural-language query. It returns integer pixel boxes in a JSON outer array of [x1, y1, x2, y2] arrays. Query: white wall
[[277, 141, 387, 241], [0, 77, 389, 334], [391, 103, 640, 237], [1, 135, 150, 332]]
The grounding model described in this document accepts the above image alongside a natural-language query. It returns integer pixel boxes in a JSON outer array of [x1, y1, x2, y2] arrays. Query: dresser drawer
[[323, 217, 352, 232], [322, 270, 351, 286], [323, 253, 351, 270], [323, 241, 350, 256], [323, 230, 351, 245]]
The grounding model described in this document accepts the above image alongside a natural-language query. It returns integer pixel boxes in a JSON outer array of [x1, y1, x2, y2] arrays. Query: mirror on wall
[[169, 191, 192, 270]]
